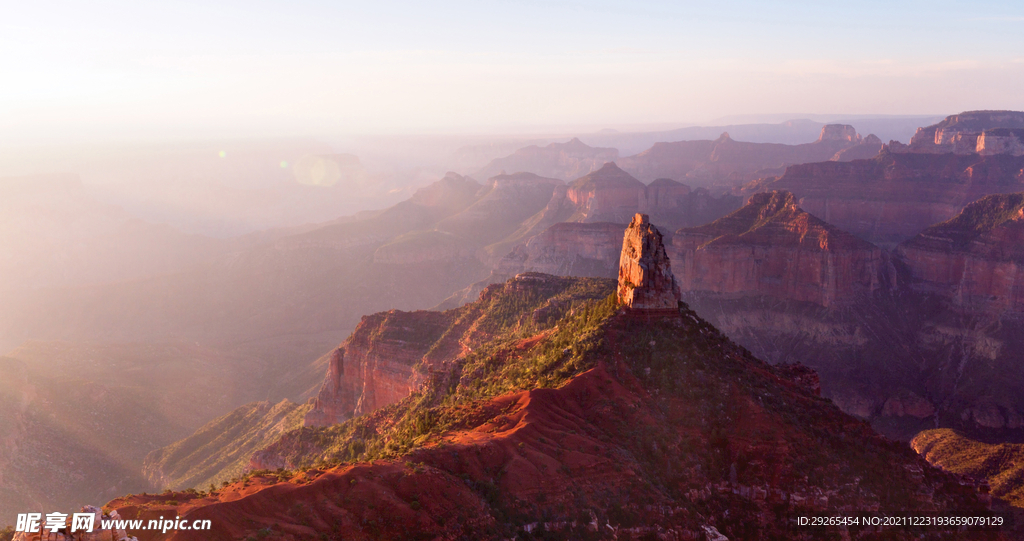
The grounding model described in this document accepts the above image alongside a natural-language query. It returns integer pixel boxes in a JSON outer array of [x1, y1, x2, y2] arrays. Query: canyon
[[12, 110, 1024, 529], [105, 267, 1006, 540]]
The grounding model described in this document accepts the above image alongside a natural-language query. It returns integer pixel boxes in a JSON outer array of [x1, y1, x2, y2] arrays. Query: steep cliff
[[303, 274, 614, 428], [978, 129, 1024, 157], [435, 172, 564, 245], [106, 274, 1006, 540], [895, 193, 1024, 316], [564, 162, 648, 223], [671, 191, 886, 307], [303, 310, 457, 427], [893, 111, 1024, 155], [762, 150, 1024, 246], [830, 134, 884, 162], [496, 222, 625, 279]]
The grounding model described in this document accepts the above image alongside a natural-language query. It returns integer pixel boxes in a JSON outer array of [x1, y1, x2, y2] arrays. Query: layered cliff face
[[617, 213, 681, 310], [830, 133, 884, 162], [895, 193, 1024, 316], [618, 124, 869, 187], [106, 274, 1006, 540], [557, 164, 740, 229], [304, 310, 456, 427], [303, 274, 614, 428], [978, 129, 1024, 157], [893, 110, 1024, 155], [671, 191, 886, 307], [435, 172, 564, 245], [472, 138, 619, 181], [762, 150, 1024, 247], [496, 222, 624, 279], [564, 162, 648, 223]]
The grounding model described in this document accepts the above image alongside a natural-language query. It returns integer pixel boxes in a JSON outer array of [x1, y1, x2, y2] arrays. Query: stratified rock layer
[[892, 110, 1024, 155], [670, 191, 885, 307], [895, 192, 1024, 315], [761, 150, 1024, 246], [304, 310, 454, 427], [305, 274, 614, 427], [617, 214, 681, 310]]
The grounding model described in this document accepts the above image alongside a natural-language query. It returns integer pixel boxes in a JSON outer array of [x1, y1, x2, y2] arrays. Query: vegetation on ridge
[[267, 277, 620, 468], [914, 428, 1024, 507]]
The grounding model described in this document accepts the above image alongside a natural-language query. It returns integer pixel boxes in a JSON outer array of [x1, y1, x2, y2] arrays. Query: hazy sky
[[3, 0, 1023, 142]]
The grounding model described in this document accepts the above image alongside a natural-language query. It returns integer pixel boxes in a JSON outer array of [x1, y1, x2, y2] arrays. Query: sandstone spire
[[617, 213, 681, 311]]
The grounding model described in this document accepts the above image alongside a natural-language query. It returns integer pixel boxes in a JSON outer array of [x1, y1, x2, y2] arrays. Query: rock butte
[[895, 192, 1024, 316], [617, 213, 681, 311], [670, 191, 886, 307], [890, 110, 1024, 155]]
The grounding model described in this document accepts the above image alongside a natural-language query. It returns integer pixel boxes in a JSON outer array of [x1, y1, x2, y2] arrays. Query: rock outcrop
[[894, 192, 1024, 315], [304, 310, 456, 427], [760, 150, 1024, 247], [913, 428, 1024, 507], [497, 222, 625, 279], [618, 124, 866, 187], [670, 191, 886, 307], [617, 214, 681, 310], [891, 110, 1024, 155], [565, 162, 648, 223], [978, 128, 1024, 157], [305, 274, 614, 427], [830, 134, 884, 162]]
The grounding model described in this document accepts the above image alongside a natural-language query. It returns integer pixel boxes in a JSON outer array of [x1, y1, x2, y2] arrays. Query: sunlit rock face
[[617, 213, 681, 311], [669, 191, 886, 307], [889, 110, 1024, 155], [759, 149, 1024, 247], [977, 129, 1024, 157], [565, 162, 648, 224], [496, 222, 625, 279], [303, 310, 454, 427], [895, 192, 1024, 316]]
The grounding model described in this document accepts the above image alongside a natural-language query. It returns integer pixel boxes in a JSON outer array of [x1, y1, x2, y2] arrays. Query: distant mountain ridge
[[618, 124, 879, 187], [472, 138, 618, 181]]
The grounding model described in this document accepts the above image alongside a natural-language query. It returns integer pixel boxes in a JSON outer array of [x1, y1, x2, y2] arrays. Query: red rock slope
[[106, 269, 1007, 539]]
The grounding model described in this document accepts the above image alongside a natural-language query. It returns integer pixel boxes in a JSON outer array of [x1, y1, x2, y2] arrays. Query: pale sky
[[2, 0, 1023, 143]]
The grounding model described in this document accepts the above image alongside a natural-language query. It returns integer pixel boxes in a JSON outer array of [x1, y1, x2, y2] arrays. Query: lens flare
[[294, 155, 341, 187]]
